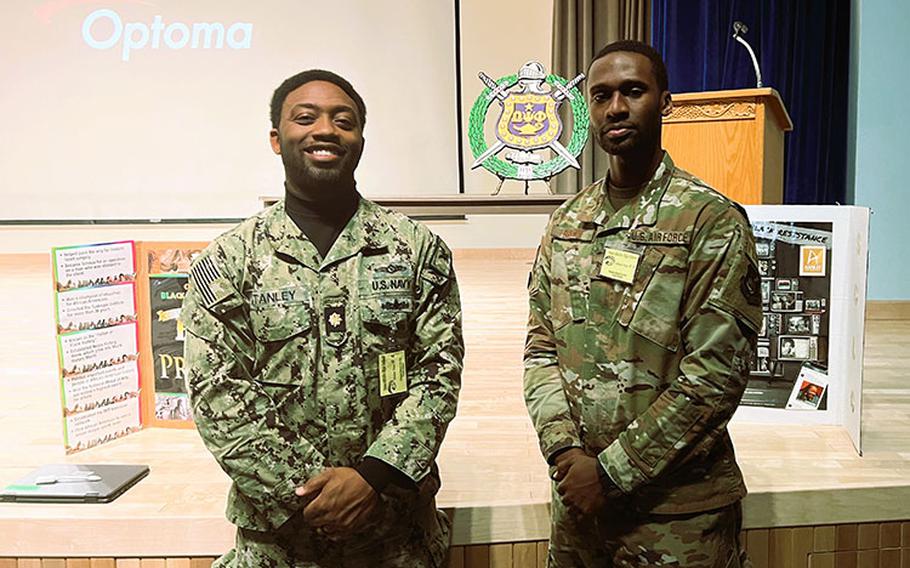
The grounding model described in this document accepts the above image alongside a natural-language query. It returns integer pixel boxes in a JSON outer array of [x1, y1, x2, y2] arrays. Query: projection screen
[[0, 1, 460, 220]]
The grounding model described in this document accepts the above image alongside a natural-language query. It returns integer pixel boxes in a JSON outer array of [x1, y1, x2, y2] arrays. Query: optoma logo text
[[82, 9, 253, 61]]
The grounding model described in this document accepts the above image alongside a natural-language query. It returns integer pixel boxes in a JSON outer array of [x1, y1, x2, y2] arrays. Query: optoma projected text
[[82, 9, 253, 61]]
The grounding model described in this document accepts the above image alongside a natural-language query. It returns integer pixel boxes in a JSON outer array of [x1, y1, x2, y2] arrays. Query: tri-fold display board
[[734, 206, 870, 455], [52, 242, 205, 452]]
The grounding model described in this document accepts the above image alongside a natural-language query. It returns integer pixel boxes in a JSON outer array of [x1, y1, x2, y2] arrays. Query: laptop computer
[[0, 464, 149, 503]]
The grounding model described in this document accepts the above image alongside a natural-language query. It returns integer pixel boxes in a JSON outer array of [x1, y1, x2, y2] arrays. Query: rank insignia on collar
[[324, 305, 346, 334]]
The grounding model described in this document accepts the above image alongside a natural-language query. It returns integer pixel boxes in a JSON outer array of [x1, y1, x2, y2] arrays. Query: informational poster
[[64, 398, 142, 453], [54, 241, 135, 292], [52, 241, 141, 453], [56, 283, 137, 334], [138, 243, 205, 427], [59, 324, 139, 377], [150, 275, 191, 421], [741, 222, 832, 409]]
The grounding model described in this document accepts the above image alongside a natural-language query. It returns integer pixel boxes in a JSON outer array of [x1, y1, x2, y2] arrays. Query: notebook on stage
[[0, 464, 149, 503]]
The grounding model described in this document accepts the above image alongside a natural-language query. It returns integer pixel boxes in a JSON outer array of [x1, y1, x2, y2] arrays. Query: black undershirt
[[284, 184, 359, 259], [284, 184, 416, 495]]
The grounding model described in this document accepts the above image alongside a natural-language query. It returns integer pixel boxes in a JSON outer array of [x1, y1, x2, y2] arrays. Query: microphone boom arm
[[733, 22, 763, 88]]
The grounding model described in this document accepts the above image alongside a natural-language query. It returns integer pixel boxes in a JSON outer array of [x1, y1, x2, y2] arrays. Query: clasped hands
[[295, 467, 380, 540], [553, 448, 608, 516]]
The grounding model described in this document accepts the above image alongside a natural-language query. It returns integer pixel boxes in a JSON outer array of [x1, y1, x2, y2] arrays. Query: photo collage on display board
[[741, 222, 832, 409], [141, 245, 206, 426]]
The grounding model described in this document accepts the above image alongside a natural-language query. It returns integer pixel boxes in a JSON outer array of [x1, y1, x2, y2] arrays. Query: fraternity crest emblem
[[496, 94, 560, 149], [469, 61, 588, 193]]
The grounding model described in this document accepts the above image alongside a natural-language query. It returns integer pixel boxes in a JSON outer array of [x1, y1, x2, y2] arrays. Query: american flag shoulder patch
[[190, 255, 222, 307]]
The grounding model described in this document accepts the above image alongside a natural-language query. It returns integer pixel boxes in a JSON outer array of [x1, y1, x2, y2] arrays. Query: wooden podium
[[662, 88, 793, 205]]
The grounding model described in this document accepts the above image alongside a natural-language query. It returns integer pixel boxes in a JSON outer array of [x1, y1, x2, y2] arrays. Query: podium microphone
[[732, 21, 763, 88]]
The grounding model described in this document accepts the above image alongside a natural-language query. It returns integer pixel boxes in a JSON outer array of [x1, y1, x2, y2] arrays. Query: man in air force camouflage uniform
[[182, 70, 463, 567], [524, 41, 762, 567]]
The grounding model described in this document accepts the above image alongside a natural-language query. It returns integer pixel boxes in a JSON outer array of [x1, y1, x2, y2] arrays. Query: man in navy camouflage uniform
[[525, 40, 761, 567], [183, 70, 463, 567]]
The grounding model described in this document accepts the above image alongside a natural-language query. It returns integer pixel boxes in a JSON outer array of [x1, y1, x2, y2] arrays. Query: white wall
[[459, 0, 554, 196]]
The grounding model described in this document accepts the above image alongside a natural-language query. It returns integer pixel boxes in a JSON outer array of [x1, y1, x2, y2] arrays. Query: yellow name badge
[[379, 350, 408, 397], [600, 248, 641, 284]]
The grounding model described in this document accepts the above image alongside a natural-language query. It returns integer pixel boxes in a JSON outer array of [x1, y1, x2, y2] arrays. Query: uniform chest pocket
[[359, 295, 413, 339], [250, 301, 313, 386], [550, 238, 594, 332], [617, 247, 687, 352], [359, 295, 413, 408], [251, 302, 312, 341], [358, 257, 415, 331]]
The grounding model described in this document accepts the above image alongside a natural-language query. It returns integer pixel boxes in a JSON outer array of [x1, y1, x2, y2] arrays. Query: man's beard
[[281, 140, 361, 191], [598, 116, 661, 158]]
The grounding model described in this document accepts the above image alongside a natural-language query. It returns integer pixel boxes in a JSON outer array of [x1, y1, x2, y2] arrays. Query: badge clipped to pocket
[[599, 247, 641, 284], [379, 350, 408, 397]]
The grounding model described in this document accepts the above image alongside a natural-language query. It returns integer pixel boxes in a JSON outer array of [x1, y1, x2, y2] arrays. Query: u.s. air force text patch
[[627, 228, 692, 245]]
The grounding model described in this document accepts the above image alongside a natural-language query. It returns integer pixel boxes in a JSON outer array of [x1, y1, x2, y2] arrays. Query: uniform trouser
[[548, 484, 748, 568], [215, 503, 450, 568]]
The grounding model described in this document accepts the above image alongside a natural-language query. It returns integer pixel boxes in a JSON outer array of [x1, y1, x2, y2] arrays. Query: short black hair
[[270, 69, 366, 129], [589, 40, 669, 93]]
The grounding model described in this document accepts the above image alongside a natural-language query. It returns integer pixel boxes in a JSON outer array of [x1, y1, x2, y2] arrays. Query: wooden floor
[[1, 252, 909, 561]]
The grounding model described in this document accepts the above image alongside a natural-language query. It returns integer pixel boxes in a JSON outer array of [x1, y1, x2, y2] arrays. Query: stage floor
[[1, 251, 908, 556]]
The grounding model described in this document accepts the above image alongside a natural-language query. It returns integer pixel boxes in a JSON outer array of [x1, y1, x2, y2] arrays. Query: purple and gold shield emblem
[[496, 93, 561, 150]]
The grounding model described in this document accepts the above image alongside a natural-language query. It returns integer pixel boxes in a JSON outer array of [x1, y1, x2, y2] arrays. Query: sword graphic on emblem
[[548, 139, 581, 169], [471, 140, 507, 170], [478, 71, 514, 102], [471, 72, 513, 169], [552, 73, 586, 102]]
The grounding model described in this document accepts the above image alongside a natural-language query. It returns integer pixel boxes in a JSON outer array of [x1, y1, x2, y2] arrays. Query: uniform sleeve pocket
[[707, 233, 763, 334]]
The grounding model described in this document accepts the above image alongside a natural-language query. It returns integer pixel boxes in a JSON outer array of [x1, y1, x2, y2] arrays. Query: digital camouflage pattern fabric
[[183, 197, 463, 567], [525, 152, 761, 565], [221, 500, 450, 568]]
